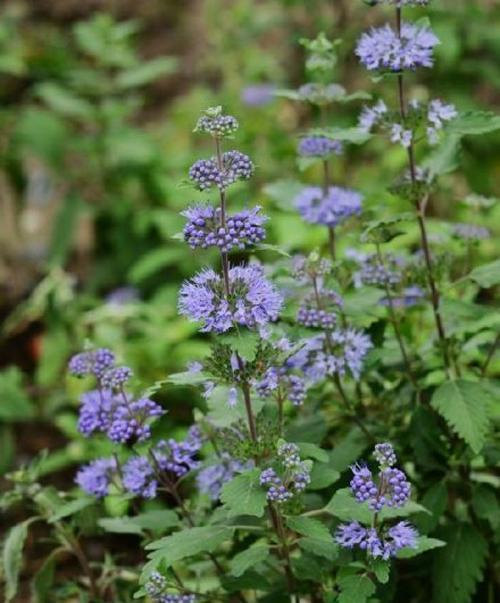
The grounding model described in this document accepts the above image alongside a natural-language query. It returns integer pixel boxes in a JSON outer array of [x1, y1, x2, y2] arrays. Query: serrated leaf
[[3, 518, 37, 602], [310, 126, 371, 144], [229, 545, 269, 577], [432, 524, 487, 603], [468, 259, 500, 288], [398, 536, 446, 559], [424, 134, 461, 176], [338, 572, 376, 603], [220, 470, 267, 518], [431, 380, 491, 453], [297, 442, 329, 463], [47, 497, 95, 523], [167, 370, 209, 386], [298, 537, 338, 561], [371, 558, 390, 583], [308, 463, 341, 490], [447, 111, 500, 136], [286, 516, 332, 542], [145, 526, 233, 568], [98, 517, 145, 535]]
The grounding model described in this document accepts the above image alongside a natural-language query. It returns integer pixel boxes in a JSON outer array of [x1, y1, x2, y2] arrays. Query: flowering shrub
[[1, 3, 499, 603]]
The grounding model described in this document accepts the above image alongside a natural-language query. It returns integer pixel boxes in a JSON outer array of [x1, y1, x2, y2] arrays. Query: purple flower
[[373, 442, 397, 468], [452, 223, 490, 241], [188, 151, 254, 191], [77, 389, 163, 444], [295, 186, 363, 227], [196, 109, 238, 137], [182, 205, 266, 252], [178, 264, 283, 333], [68, 348, 115, 379], [380, 286, 425, 308], [336, 521, 368, 548], [106, 397, 164, 444], [384, 521, 418, 555], [359, 100, 388, 132], [297, 289, 343, 330], [298, 136, 344, 158], [100, 366, 133, 390], [255, 367, 308, 407], [347, 250, 403, 288], [154, 426, 202, 478], [277, 442, 301, 468], [356, 23, 439, 72], [336, 520, 418, 559], [287, 329, 372, 382], [122, 456, 157, 498], [379, 467, 411, 508], [390, 123, 413, 148], [426, 99, 457, 144], [196, 453, 252, 500], [350, 463, 378, 503], [75, 457, 117, 498], [241, 84, 276, 107], [105, 286, 139, 306]]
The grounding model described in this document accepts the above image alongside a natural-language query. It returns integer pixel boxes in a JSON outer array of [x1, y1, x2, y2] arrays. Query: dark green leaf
[[220, 469, 267, 518], [431, 380, 492, 453]]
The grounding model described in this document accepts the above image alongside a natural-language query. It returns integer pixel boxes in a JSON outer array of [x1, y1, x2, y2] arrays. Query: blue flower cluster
[[298, 135, 343, 158], [145, 572, 197, 603], [287, 329, 372, 382], [260, 442, 311, 503], [77, 389, 163, 443], [178, 264, 283, 333], [182, 205, 266, 252], [196, 453, 253, 500], [359, 98, 456, 148], [256, 366, 308, 407], [297, 289, 343, 329], [295, 186, 362, 228], [356, 22, 439, 72], [336, 443, 418, 559], [196, 108, 238, 138], [189, 151, 254, 191]]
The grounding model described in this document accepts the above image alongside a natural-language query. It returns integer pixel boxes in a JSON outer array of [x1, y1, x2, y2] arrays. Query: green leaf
[[30, 549, 62, 603], [48, 195, 84, 267], [310, 126, 371, 144], [298, 537, 338, 561], [432, 523, 487, 603], [263, 179, 304, 211], [329, 428, 368, 472], [297, 442, 329, 463], [447, 111, 500, 136], [229, 545, 269, 577], [468, 259, 500, 288], [220, 470, 267, 518], [0, 367, 34, 421], [99, 510, 179, 535], [308, 463, 341, 490], [3, 518, 37, 602], [255, 243, 291, 257], [116, 57, 177, 88], [338, 572, 376, 603], [145, 526, 233, 568], [98, 517, 145, 535], [36, 83, 94, 119], [48, 497, 95, 523], [371, 558, 390, 583], [167, 370, 209, 386], [398, 536, 446, 559], [286, 516, 332, 542], [431, 380, 492, 453], [128, 248, 186, 283], [424, 134, 461, 176]]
